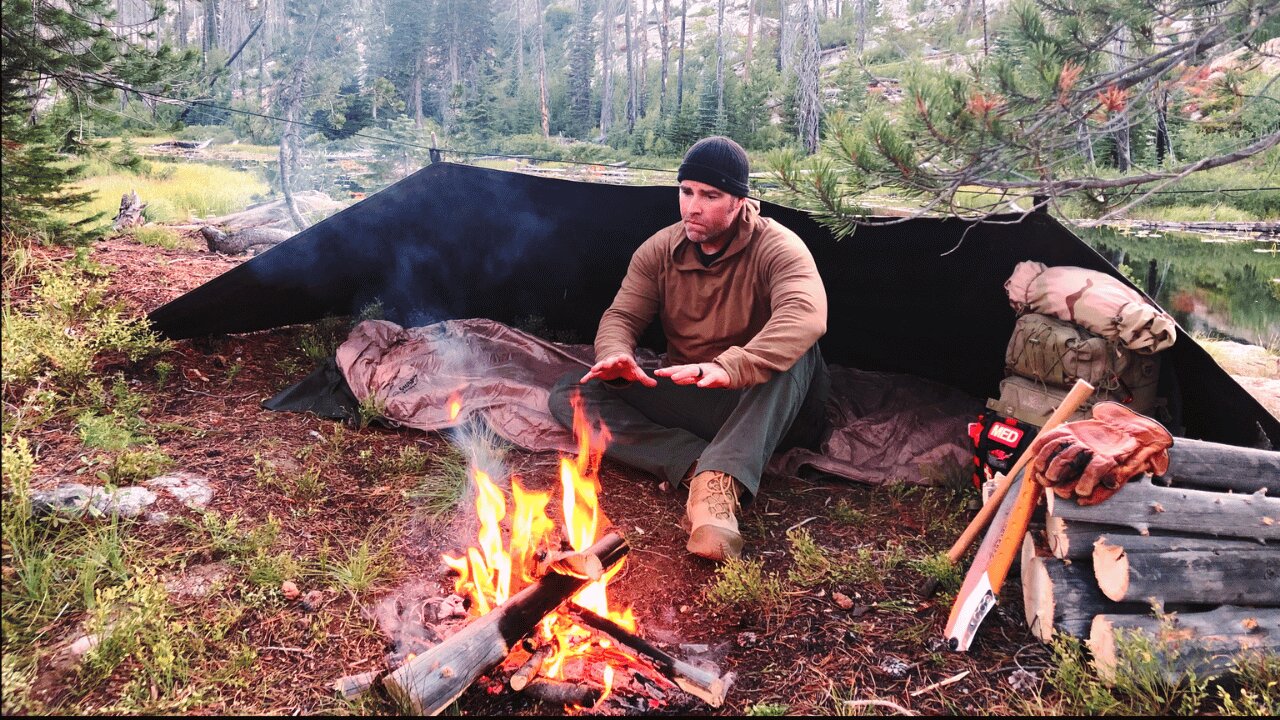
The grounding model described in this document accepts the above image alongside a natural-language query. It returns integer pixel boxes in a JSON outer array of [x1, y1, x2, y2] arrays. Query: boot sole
[[687, 525, 744, 562]]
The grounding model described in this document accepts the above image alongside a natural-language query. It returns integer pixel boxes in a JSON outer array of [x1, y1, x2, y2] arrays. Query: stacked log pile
[[1021, 438, 1280, 679]]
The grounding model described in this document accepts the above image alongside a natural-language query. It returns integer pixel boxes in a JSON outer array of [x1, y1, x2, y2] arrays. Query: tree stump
[[113, 190, 147, 230]]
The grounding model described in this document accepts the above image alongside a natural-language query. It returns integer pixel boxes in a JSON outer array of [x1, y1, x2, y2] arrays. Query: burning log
[[522, 678, 601, 708], [509, 645, 551, 691], [1088, 605, 1280, 683], [381, 532, 627, 715], [1093, 538, 1280, 605], [536, 547, 603, 581], [1156, 439, 1280, 494], [568, 605, 729, 708], [1045, 477, 1280, 541]]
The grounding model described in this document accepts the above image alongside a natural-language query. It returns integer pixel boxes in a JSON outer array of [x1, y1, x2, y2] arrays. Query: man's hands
[[580, 355, 731, 389], [655, 362, 732, 388], [580, 354, 658, 387]]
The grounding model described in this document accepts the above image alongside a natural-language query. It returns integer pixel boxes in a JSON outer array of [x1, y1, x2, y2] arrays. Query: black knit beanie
[[677, 136, 751, 197]]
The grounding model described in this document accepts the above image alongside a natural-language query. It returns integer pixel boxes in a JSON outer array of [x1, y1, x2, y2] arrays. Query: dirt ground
[[11, 232, 1274, 715]]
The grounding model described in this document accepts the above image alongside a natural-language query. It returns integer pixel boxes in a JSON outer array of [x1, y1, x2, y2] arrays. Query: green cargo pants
[[548, 344, 829, 499]]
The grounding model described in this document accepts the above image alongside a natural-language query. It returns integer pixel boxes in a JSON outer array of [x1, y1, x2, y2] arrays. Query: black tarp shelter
[[149, 162, 1279, 449]]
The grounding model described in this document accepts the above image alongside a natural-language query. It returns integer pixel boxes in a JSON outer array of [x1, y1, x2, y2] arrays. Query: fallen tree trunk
[[1045, 478, 1280, 541], [1021, 533, 1147, 642], [381, 533, 627, 715], [1088, 605, 1280, 683], [1093, 540, 1280, 605], [1156, 439, 1280, 494], [1119, 219, 1280, 236]]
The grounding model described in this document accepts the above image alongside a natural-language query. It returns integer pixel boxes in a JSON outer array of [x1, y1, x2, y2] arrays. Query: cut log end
[[1045, 515, 1071, 559], [1021, 534, 1058, 643], [1092, 539, 1131, 602], [1088, 615, 1120, 683]]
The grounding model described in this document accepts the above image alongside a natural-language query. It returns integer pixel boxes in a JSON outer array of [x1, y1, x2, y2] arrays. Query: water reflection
[[1075, 226, 1280, 348]]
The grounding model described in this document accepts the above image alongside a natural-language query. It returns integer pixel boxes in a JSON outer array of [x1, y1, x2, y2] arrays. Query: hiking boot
[[682, 471, 744, 561]]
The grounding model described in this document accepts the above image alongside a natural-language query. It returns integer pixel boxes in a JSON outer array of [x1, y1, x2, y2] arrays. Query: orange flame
[[448, 393, 463, 421], [442, 391, 639, 697]]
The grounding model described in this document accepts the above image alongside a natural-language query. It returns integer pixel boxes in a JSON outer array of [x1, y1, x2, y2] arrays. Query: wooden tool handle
[[945, 379, 1095, 563]]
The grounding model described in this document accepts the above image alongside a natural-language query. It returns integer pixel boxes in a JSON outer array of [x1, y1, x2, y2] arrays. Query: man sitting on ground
[[548, 135, 830, 562]]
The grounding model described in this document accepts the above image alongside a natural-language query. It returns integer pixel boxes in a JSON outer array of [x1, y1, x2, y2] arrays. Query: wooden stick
[[567, 605, 728, 708], [381, 533, 627, 715], [535, 548, 604, 581], [510, 645, 551, 691], [333, 670, 382, 700], [908, 669, 970, 697]]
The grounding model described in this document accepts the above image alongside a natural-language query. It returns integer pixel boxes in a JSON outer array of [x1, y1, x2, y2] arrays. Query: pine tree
[[773, 0, 1280, 230], [2, 0, 196, 240], [566, 0, 598, 138]]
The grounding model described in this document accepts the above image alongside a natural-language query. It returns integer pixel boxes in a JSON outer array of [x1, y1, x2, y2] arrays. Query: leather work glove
[[1027, 402, 1173, 506]]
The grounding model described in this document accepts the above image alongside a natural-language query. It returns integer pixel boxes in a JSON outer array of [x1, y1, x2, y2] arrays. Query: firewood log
[[1088, 606, 1280, 683], [1021, 533, 1147, 642], [1045, 477, 1279, 541], [522, 678, 600, 708], [1156, 439, 1280, 494], [381, 533, 627, 715], [1093, 538, 1280, 605], [1044, 516, 1259, 560], [509, 645, 551, 691]]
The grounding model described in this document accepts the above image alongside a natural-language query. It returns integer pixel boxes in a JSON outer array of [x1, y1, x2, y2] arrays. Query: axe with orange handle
[[942, 380, 1095, 652], [919, 379, 1096, 601]]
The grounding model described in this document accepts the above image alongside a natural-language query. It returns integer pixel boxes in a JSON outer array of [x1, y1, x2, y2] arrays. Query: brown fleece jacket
[[595, 200, 827, 388]]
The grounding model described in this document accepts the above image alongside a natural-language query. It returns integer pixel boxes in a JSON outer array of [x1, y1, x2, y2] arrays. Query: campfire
[[380, 395, 727, 714]]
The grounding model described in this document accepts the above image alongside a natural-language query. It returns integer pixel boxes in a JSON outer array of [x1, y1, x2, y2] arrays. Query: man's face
[[679, 180, 745, 244]]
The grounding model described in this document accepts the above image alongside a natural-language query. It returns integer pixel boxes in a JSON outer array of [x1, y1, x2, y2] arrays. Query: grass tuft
[[403, 444, 470, 521], [704, 557, 789, 621]]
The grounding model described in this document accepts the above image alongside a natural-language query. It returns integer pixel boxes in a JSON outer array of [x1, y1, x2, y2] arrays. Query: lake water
[[1076, 226, 1280, 348]]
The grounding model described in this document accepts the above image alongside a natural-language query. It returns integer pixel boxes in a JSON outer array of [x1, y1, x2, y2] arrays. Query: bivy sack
[[1004, 261, 1177, 354]]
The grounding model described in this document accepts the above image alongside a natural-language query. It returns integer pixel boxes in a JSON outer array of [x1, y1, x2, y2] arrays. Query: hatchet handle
[[945, 379, 1094, 564]]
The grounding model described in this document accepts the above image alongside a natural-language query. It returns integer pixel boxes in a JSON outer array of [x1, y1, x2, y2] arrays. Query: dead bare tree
[[536, 0, 550, 137], [625, 0, 637, 131], [658, 0, 670, 114], [600, 0, 614, 136], [796, 0, 820, 153]]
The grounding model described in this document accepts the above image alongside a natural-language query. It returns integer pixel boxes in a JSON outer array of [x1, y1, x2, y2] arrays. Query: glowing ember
[[442, 392, 644, 702], [448, 393, 463, 421]]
